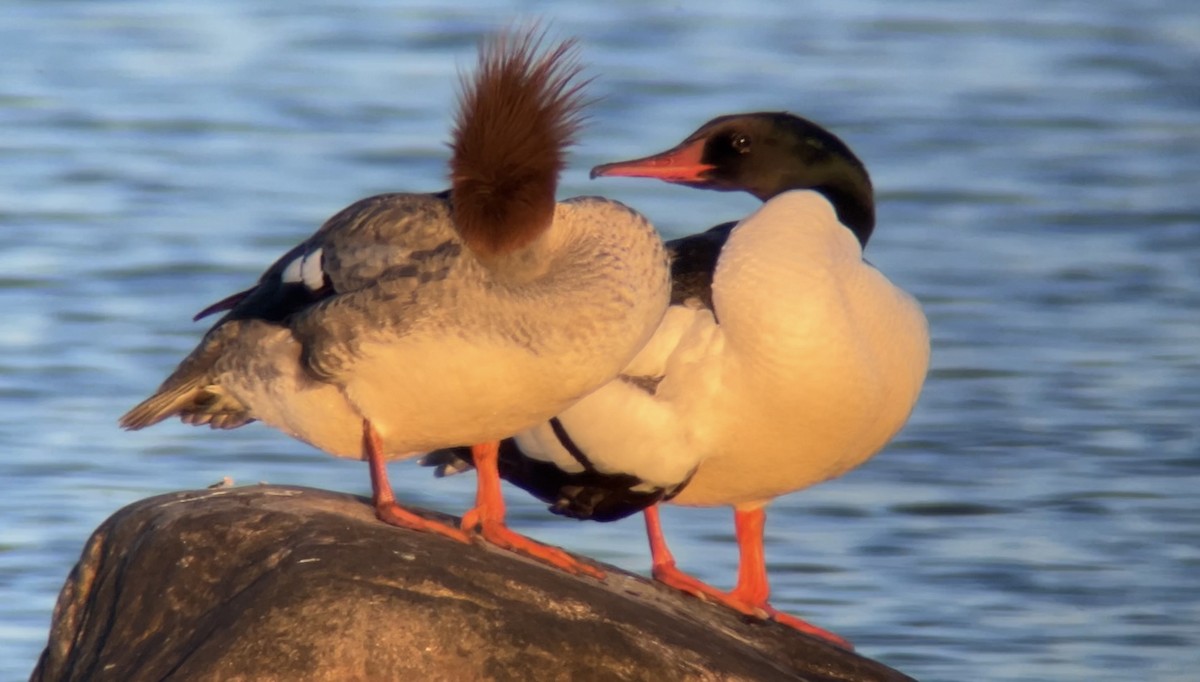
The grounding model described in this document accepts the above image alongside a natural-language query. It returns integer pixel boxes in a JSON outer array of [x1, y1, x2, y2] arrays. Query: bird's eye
[[731, 134, 751, 153]]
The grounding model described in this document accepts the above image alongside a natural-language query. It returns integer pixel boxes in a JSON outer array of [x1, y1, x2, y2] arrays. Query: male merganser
[[429, 112, 929, 647], [118, 30, 671, 577]]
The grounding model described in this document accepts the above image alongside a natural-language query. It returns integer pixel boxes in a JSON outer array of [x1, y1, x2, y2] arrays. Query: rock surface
[[32, 485, 914, 682]]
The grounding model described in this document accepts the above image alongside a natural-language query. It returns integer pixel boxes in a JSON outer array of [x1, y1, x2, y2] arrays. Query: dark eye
[[731, 134, 751, 153]]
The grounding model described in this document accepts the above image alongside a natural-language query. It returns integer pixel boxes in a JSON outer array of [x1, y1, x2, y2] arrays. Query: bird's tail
[[119, 376, 207, 430], [119, 374, 253, 431], [119, 326, 254, 431]]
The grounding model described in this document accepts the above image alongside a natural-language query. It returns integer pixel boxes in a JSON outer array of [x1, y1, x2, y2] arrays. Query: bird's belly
[[670, 313, 927, 507], [262, 387, 365, 459], [670, 397, 899, 507], [344, 335, 627, 456], [221, 339, 367, 459]]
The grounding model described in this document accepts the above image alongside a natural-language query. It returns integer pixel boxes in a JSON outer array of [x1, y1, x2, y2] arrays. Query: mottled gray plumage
[[120, 190, 669, 461], [122, 192, 466, 428]]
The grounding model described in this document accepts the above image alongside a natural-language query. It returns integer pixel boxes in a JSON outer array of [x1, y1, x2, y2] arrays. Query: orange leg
[[644, 505, 852, 650], [645, 504, 739, 605], [364, 419, 470, 543], [729, 508, 852, 650], [461, 441, 604, 579]]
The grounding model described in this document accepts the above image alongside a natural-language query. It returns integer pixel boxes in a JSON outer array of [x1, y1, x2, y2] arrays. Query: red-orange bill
[[590, 139, 715, 182]]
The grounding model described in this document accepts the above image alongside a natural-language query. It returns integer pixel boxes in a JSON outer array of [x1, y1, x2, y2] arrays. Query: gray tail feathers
[[119, 377, 253, 431], [120, 377, 207, 430], [119, 322, 256, 431]]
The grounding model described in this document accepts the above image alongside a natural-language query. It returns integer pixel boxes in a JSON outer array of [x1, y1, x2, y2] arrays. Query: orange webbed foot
[[375, 501, 472, 544], [652, 563, 853, 649], [759, 604, 854, 650], [470, 517, 605, 580], [651, 561, 749, 610]]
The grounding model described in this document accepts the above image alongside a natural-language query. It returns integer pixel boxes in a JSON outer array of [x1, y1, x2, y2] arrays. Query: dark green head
[[592, 112, 875, 247]]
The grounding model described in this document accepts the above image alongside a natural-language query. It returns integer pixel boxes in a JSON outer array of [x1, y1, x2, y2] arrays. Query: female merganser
[[430, 112, 928, 647], [118, 30, 670, 577]]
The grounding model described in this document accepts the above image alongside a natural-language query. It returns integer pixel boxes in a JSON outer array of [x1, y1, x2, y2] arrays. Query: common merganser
[[118, 30, 671, 577], [429, 112, 929, 647]]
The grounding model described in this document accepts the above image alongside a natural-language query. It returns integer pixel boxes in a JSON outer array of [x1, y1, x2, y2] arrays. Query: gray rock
[[31, 486, 915, 682]]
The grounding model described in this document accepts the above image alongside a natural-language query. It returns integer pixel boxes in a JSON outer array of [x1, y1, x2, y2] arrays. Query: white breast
[[671, 190, 930, 506]]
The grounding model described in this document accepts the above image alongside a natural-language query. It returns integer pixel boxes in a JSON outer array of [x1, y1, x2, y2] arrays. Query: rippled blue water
[[2, 2, 1198, 680]]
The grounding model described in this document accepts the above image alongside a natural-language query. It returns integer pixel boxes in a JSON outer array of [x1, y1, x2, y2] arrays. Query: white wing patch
[[300, 248, 325, 289], [281, 248, 326, 291]]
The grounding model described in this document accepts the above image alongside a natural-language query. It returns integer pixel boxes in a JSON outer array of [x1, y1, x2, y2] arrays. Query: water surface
[[2, 2, 1198, 680]]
